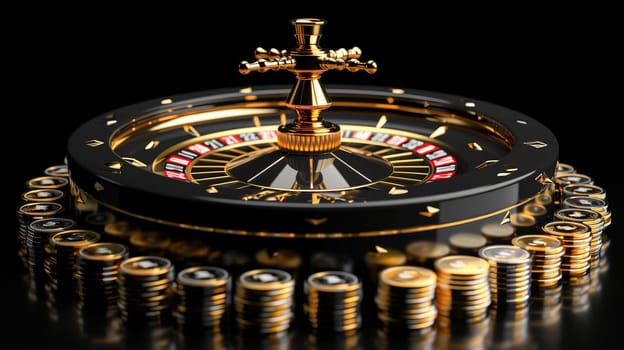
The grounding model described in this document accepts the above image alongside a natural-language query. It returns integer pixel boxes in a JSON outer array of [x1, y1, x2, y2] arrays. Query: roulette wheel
[[8, 14, 620, 350]]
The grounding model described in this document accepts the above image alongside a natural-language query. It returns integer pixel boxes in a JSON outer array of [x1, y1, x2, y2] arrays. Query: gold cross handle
[[239, 18, 377, 154]]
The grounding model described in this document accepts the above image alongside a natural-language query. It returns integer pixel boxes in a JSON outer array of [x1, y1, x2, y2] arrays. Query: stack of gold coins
[[562, 196, 611, 228], [434, 255, 491, 323], [375, 265, 437, 331], [16, 202, 65, 269], [173, 265, 231, 330], [541, 221, 591, 280], [76, 242, 129, 311], [554, 208, 604, 275], [511, 234, 565, 288], [304, 270, 362, 333], [509, 212, 537, 236], [117, 256, 175, 326], [308, 251, 354, 274], [129, 230, 172, 257], [480, 222, 516, 245], [103, 219, 141, 244], [365, 246, 407, 285], [234, 268, 295, 334], [405, 240, 450, 269], [21, 189, 65, 205], [168, 239, 211, 270], [43, 229, 101, 296], [478, 245, 532, 306], [26, 218, 77, 285], [448, 232, 487, 256]]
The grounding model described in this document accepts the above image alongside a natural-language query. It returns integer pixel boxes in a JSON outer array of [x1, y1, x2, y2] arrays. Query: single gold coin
[[306, 270, 360, 293], [478, 245, 531, 265], [511, 234, 564, 252], [449, 232, 487, 249], [405, 240, 451, 260], [379, 266, 436, 289], [434, 255, 489, 276], [119, 256, 173, 277]]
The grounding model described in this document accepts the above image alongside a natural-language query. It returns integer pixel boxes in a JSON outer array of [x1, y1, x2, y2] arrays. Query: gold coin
[[379, 266, 436, 289], [405, 240, 451, 260], [51, 229, 101, 247], [79, 242, 128, 261], [119, 256, 173, 277], [435, 255, 489, 276], [511, 234, 564, 253], [238, 269, 294, 291], [480, 222, 515, 239], [177, 266, 230, 288], [449, 233, 487, 249], [306, 270, 361, 293], [478, 245, 531, 265]]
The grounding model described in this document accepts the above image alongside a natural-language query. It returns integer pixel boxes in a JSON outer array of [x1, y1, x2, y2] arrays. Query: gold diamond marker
[[419, 205, 440, 217], [85, 140, 104, 147], [524, 141, 548, 149]]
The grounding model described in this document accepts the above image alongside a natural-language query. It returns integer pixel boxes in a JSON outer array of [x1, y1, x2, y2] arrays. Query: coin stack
[[129, 230, 172, 257], [303, 270, 363, 333], [541, 221, 591, 280], [562, 195, 611, 228], [16, 202, 65, 269], [117, 256, 175, 326], [480, 222, 516, 245], [25, 217, 77, 289], [43, 229, 101, 297], [75, 242, 129, 312], [434, 255, 491, 323], [234, 268, 295, 334], [375, 265, 437, 331], [511, 234, 565, 288], [448, 232, 487, 256], [554, 208, 604, 290], [478, 245, 532, 306], [173, 265, 232, 330]]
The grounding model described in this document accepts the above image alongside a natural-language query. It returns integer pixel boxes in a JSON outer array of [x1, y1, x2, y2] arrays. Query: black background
[[5, 5, 622, 349]]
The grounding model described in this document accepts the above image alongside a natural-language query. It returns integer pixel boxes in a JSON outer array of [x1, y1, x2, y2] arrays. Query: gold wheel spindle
[[238, 18, 377, 153]]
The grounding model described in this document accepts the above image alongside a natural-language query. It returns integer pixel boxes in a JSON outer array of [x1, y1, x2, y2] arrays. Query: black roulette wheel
[[66, 18, 558, 245]]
